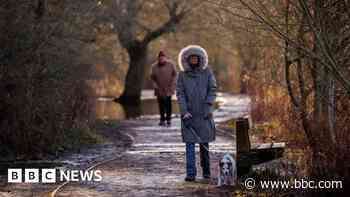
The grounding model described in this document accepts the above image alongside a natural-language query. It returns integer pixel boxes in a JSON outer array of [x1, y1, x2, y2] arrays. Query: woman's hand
[[183, 112, 192, 120]]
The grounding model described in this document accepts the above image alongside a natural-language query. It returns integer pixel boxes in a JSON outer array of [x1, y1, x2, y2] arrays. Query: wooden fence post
[[236, 118, 251, 153]]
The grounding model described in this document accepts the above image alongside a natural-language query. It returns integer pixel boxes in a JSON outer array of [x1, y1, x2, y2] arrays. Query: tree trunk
[[308, 2, 337, 190], [239, 69, 248, 94], [116, 44, 148, 104]]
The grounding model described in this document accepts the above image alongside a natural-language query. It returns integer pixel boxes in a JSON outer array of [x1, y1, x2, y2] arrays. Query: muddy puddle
[[96, 97, 220, 120], [95, 97, 181, 120]]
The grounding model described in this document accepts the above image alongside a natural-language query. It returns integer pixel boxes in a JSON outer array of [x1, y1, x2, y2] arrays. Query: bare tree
[[101, 0, 194, 104], [209, 0, 350, 183]]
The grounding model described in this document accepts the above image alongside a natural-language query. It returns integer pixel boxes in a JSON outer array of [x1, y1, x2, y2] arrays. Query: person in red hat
[[150, 51, 177, 126]]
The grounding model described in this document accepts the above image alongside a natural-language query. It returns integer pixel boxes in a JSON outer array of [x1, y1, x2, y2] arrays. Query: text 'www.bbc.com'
[[244, 178, 343, 190]]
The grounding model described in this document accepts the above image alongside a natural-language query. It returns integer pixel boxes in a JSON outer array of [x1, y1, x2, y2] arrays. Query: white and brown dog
[[218, 153, 237, 186]]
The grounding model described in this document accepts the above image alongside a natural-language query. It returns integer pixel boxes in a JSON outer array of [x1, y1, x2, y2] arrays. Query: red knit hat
[[158, 51, 166, 57]]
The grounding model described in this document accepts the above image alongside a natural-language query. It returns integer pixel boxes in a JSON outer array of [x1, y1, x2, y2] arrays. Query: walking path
[[56, 93, 250, 197], [0, 92, 250, 197]]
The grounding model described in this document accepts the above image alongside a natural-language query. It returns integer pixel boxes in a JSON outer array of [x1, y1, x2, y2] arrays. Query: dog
[[217, 153, 237, 186]]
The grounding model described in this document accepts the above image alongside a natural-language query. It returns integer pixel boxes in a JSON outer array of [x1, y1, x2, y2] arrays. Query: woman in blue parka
[[176, 45, 217, 181]]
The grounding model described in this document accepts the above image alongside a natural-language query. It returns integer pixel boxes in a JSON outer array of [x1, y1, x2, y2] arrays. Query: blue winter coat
[[176, 45, 217, 143]]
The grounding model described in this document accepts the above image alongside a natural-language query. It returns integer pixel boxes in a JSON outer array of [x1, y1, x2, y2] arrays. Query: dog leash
[[183, 120, 215, 156], [182, 115, 236, 156]]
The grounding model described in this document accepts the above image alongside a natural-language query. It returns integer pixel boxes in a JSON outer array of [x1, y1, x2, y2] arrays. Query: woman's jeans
[[186, 143, 210, 178]]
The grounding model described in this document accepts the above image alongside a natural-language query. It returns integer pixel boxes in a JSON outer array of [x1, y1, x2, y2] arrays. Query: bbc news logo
[[8, 168, 102, 183]]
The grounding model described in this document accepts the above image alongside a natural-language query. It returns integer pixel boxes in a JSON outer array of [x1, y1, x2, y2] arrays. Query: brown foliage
[[222, 1, 350, 189]]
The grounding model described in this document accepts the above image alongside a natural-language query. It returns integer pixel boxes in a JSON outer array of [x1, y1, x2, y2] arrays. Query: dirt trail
[[0, 93, 250, 197], [57, 119, 236, 196], [56, 94, 250, 197]]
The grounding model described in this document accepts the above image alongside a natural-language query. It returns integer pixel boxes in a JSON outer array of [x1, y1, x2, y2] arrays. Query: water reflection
[[95, 98, 180, 120]]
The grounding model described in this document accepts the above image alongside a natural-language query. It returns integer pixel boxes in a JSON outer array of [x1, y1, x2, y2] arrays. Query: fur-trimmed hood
[[178, 45, 208, 71]]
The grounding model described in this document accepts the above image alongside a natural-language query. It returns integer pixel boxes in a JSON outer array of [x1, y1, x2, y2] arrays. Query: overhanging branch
[[141, 2, 189, 45]]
